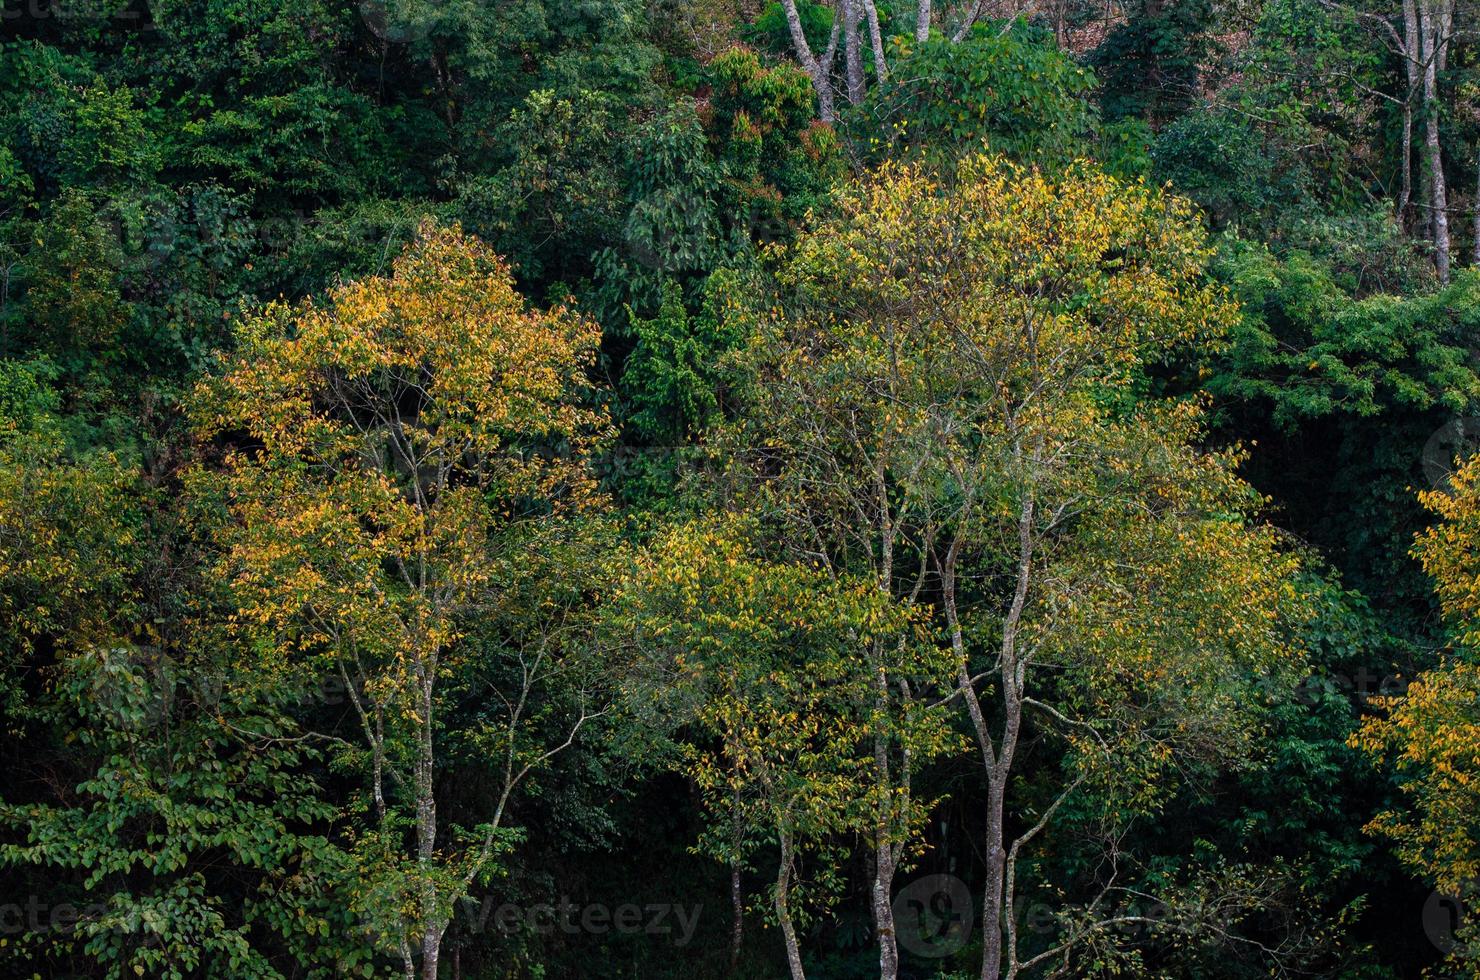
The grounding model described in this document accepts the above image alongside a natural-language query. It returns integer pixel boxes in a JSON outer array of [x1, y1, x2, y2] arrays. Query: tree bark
[[730, 861, 744, 971], [844, 0, 867, 105], [418, 674, 443, 980], [1399, 102, 1414, 225], [779, 0, 841, 121], [982, 495, 1032, 980], [1419, 0, 1451, 281], [775, 828, 807, 980], [980, 777, 1009, 980], [952, 0, 988, 42], [871, 688, 899, 980], [873, 833, 899, 980], [1397, 0, 1420, 227], [916, 0, 931, 42], [861, 0, 889, 85], [940, 488, 1034, 980]]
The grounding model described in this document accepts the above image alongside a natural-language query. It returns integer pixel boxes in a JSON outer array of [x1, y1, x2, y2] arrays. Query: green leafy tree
[[1356, 452, 1480, 978], [0, 388, 362, 978], [611, 519, 953, 980], [1092, 0, 1218, 125], [852, 20, 1098, 169]]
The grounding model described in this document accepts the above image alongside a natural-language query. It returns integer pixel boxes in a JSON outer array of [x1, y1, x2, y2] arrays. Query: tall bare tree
[[780, 0, 844, 120]]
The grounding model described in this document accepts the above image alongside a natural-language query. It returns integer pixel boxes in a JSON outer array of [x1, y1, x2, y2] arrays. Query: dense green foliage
[[2, 0, 1480, 977]]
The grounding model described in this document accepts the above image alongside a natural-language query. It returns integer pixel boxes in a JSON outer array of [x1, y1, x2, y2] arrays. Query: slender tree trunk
[[1436, 0, 1452, 74], [941, 535, 1003, 980], [872, 717, 900, 980], [1400, 0, 1420, 228], [1397, 0, 1420, 230], [730, 792, 745, 972], [418, 675, 442, 980], [873, 835, 899, 979], [939, 488, 1033, 980], [952, 0, 988, 42], [980, 776, 1009, 980], [775, 828, 806, 980], [982, 495, 1032, 980], [916, 0, 931, 42], [730, 861, 744, 971], [844, 0, 866, 105], [1420, 0, 1451, 282], [861, 0, 889, 85], [1399, 102, 1414, 225]]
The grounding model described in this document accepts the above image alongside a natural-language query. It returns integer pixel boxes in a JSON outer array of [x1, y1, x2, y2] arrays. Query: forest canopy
[[1, 1, 1480, 978]]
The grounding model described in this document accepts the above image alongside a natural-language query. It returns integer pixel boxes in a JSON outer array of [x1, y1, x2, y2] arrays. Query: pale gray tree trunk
[[870, 678, 900, 980], [418, 673, 443, 980], [916, 0, 932, 41], [1398, 0, 1420, 226], [779, 0, 841, 121], [861, 0, 889, 84], [980, 778, 1010, 980], [952, 0, 988, 42], [873, 832, 899, 980], [776, 828, 807, 980], [1420, 0, 1451, 281], [844, 0, 867, 105], [941, 490, 1034, 980]]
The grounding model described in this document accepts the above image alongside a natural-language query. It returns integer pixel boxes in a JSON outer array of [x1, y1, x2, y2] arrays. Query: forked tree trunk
[[941, 491, 1035, 980], [779, 0, 840, 121], [952, 0, 988, 41]]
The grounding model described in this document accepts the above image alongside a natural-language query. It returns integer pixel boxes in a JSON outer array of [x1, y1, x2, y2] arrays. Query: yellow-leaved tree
[[722, 154, 1311, 980], [191, 223, 613, 980], [1356, 457, 1480, 976]]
